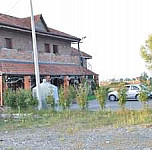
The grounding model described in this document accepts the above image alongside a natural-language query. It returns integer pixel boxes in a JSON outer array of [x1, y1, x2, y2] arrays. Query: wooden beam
[[24, 76, 31, 90]]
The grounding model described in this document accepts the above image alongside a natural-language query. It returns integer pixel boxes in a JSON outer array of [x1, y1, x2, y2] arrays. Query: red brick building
[[0, 13, 98, 106]]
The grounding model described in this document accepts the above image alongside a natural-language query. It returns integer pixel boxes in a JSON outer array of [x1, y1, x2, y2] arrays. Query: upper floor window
[[5, 38, 12, 49], [44, 43, 50, 53], [53, 45, 59, 55]]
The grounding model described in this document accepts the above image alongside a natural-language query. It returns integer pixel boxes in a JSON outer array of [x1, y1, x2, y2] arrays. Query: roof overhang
[[0, 61, 97, 76], [0, 23, 80, 42], [81, 56, 92, 59]]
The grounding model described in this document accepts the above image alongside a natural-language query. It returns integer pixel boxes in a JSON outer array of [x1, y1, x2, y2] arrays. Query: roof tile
[[0, 13, 79, 40], [71, 47, 92, 58], [0, 62, 97, 76]]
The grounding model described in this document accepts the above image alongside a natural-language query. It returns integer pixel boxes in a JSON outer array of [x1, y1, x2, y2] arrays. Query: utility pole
[[77, 36, 86, 66], [30, 0, 42, 110]]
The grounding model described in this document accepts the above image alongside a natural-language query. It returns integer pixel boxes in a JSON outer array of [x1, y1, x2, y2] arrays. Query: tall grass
[[2, 84, 152, 132], [1, 109, 152, 131]]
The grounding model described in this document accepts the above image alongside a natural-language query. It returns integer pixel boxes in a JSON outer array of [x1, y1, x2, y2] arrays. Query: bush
[[95, 86, 109, 109], [4, 89, 16, 109], [45, 88, 56, 110], [76, 83, 88, 110], [118, 85, 127, 109], [139, 90, 149, 108], [87, 94, 96, 101], [68, 85, 76, 102], [46, 95, 55, 109], [4, 89, 38, 109], [59, 86, 73, 109]]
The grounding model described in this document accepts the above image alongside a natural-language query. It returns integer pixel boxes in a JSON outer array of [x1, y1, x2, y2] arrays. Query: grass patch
[[87, 95, 96, 101], [1, 109, 152, 132]]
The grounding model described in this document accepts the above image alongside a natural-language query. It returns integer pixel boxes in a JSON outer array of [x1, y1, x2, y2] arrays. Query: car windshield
[[139, 84, 147, 90]]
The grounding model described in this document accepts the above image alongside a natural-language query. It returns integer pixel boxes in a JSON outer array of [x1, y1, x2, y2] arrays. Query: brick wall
[[0, 76, 2, 106], [0, 29, 71, 55], [0, 48, 80, 65], [0, 29, 80, 65]]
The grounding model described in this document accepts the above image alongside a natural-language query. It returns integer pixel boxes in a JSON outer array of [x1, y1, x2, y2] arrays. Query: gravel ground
[[1, 125, 152, 150], [1, 100, 152, 150]]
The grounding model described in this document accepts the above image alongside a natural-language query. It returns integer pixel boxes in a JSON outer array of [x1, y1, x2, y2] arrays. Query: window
[[53, 45, 58, 54], [126, 85, 130, 91], [131, 86, 139, 90], [44, 44, 50, 53], [5, 38, 12, 49], [80, 57, 84, 67]]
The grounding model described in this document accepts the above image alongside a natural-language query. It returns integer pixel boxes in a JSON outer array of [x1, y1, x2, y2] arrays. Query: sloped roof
[[0, 62, 97, 76], [0, 13, 80, 41], [71, 47, 92, 59]]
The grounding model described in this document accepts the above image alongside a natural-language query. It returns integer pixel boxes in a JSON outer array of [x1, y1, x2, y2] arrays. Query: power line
[[0, 0, 21, 18]]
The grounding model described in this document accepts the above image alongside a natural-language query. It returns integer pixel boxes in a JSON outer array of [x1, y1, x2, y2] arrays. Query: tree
[[95, 86, 109, 109], [118, 83, 127, 110], [139, 72, 148, 86], [140, 34, 152, 70], [76, 83, 88, 110], [120, 78, 123, 82], [139, 90, 149, 109], [124, 78, 131, 82]]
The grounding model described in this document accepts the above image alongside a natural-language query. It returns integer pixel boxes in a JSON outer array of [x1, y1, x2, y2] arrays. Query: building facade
[[0, 13, 98, 106]]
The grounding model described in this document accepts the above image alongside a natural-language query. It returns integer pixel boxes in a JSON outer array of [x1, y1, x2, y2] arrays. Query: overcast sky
[[1, 0, 152, 81]]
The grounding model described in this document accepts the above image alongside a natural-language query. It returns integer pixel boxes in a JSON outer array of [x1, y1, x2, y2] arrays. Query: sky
[[1, 0, 152, 81]]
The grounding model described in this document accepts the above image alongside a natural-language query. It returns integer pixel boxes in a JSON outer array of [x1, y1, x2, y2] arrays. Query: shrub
[[4, 89, 16, 109], [45, 88, 56, 110], [76, 83, 88, 110], [68, 85, 76, 103], [95, 86, 109, 109], [118, 85, 127, 109], [59, 86, 72, 109], [46, 95, 55, 109], [139, 90, 149, 108], [4, 89, 38, 109], [87, 94, 96, 101]]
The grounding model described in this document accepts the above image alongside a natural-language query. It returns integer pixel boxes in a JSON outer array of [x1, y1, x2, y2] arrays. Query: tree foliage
[[140, 34, 152, 69], [139, 72, 148, 86], [59, 85, 76, 109], [139, 90, 149, 108], [76, 83, 88, 110], [118, 84, 127, 110], [95, 86, 109, 109]]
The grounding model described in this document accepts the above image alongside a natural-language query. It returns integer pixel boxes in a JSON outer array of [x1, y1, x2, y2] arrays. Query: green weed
[[1, 109, 152, 132]]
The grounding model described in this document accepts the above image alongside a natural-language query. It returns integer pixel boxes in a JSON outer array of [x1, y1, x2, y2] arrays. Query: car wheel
[[109, 95, 116, 101], [135, 94, 139, 101]]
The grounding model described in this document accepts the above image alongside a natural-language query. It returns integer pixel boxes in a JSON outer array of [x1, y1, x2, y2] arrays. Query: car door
[[128, 85, 140, 99]]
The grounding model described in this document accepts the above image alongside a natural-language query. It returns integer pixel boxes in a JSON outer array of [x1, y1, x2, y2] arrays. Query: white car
[[108, 84, 148, 101]]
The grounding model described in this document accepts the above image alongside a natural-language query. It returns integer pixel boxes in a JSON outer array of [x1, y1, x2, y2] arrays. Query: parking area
[[71, 99, 152, 111]]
